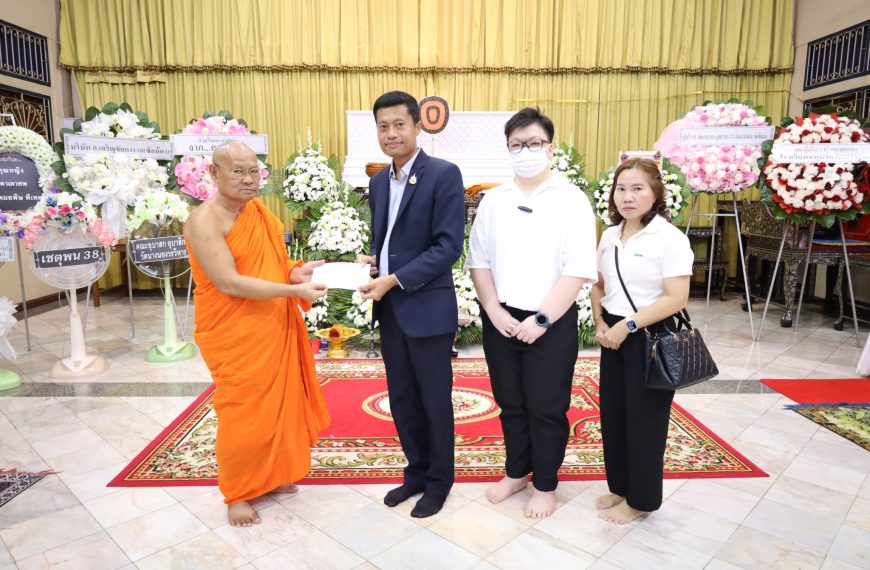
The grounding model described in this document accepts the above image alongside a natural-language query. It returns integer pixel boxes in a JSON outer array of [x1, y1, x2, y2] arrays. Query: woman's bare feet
[[524, 489, 556, 518], [485, 476, 528, 504], [594, 493, 625, 510], [598, 500, 647, 524], [271, 482, 299, 495], [227, 501, 261, 527]]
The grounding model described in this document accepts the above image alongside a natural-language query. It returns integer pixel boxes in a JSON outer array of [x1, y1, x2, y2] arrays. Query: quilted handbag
[[613, 249, 719, 390]]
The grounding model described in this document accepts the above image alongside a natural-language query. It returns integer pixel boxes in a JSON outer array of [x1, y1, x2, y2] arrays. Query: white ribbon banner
[[170, 134, 269, 155], [680, 126, 775, 146], [771, 143, 870, 164], [0, 237, 14, 262], [63, 134, 173, 160]]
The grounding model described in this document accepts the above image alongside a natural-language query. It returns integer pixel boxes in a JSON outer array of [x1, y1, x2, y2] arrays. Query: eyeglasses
[[506, 139, 550, 154], [213, 163, 262, 179]]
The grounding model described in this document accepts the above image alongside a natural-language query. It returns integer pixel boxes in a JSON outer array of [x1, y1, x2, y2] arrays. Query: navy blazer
[[369, 149, 465, 337]]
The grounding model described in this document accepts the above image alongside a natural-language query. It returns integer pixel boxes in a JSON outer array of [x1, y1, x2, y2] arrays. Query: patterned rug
[[789, 404, 870, 451], [109, 358, 765, 487], [0, 470, 53, 508]]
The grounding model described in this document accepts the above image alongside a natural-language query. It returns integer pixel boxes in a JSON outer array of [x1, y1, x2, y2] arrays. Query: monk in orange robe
[[184, 141, 330, 527]]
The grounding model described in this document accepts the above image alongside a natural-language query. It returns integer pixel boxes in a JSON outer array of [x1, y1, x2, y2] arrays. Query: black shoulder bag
[[613, 248, 719, 390]]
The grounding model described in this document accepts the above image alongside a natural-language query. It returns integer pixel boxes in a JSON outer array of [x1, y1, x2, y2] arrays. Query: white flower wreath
[[0, 126, 58, 238]]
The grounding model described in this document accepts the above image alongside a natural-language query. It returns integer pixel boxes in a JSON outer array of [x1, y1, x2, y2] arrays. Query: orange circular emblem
[[419, 96, 450, 134]]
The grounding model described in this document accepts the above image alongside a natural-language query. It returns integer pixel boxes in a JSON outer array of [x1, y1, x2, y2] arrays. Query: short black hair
[[504, 107, 554, 141], [373, 91, 420, 124]]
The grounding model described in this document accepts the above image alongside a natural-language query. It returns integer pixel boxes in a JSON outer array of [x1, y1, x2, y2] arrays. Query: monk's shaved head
[[212, 141, 257, 166]]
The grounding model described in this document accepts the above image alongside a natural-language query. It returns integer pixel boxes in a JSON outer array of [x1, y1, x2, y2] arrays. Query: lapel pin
[[409, 174, 417, 185]]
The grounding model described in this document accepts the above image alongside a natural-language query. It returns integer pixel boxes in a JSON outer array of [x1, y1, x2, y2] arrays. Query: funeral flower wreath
[[0, 125, 58, 238]]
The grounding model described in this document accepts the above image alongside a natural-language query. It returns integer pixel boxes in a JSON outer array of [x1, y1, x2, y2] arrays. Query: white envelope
[[311, 262, 371, 290]]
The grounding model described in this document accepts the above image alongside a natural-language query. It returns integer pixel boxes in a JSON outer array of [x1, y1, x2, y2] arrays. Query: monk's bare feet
[[485, 476, 528, 504], [524, 489, 556, 519], [227, 501, 261, 527], [271, 482, 299, 495], [595, 493, 625, 510], [598, 500, 647, 524]]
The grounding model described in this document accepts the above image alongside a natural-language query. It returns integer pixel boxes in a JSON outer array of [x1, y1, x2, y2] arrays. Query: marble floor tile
[[83, 487, 178, 528], [827, 524, 870, 569], [845, 497, 870, 532], [486, 528, 597, 570], [668, 480, 759, 524], [742, 498, 841, 552], [0, 504, 102, 561], [427, 501, 528, 558], [15, 530, 131, 570], [765, 475, 856, 520], [45, 442, 127, 480], [249, 530, 364, 570], [370, 529, 481, 570], [0, 476, 79, 528], [533, 500, 635, 558], [783, 456, 866, 495], [279, 484, 373, 529], [602, 526, 712, 569], [715, 526, 825, 569], [28, 427, 106, 460], [821, 556, 864, 570], [135, 531, 248, 570], [638, 500, 739, 556], [213, 503, 317, 561], [321, 502, 431, 559], [62, 461, 130, 503], [105, 503, 210, 561], [182, 489, 274, 530]]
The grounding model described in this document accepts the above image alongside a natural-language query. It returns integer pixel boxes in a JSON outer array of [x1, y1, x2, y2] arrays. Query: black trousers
[[482, 304, 578, 492], [599, 311, 675, 512], [378, 296, 455, 496]]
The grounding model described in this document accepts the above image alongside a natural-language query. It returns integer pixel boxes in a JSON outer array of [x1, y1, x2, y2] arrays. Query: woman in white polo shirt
[[466, 108, 598, 519], [590, 157, 694, 524]]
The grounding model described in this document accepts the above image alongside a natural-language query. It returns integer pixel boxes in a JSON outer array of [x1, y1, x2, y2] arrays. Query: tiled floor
[[0, 291, 867, 569]]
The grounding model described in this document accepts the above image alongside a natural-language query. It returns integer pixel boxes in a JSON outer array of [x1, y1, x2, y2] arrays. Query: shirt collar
[[505, 171, 567, 198], [389, 148, 422, 182], [614, 214, 669, 244]]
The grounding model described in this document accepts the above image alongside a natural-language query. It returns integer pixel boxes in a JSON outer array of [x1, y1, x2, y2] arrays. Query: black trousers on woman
[[482, 303, 578, 492], [599, 311, 675, 512]]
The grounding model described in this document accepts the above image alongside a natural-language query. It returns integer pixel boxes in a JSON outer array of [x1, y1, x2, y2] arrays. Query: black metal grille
[[803, 86, 870, 121], [0, 85, 53, 143], [0, 19, 51, 86], [804, 20, 870, 91]]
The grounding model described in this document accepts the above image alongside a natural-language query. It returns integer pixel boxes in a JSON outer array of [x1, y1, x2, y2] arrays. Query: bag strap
[[614, 247, 694, 332], [613, 247, 639, 313]]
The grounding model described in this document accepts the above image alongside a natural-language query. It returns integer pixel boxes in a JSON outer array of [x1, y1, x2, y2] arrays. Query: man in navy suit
[[357, 91, 465, 518]]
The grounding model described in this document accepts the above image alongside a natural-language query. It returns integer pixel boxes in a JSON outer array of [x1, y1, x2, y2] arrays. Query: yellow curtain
[[60, 0, 795, 288]]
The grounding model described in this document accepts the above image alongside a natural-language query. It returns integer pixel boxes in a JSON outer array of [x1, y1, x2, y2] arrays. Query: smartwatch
[[625, 317, 639, 333], [534, 312, 552, 330]]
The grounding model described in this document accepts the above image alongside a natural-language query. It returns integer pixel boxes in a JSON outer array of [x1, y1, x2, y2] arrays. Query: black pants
[[378, 296, 455, 496], [599, 311, 675, 512], [482, 304, 578, 492]]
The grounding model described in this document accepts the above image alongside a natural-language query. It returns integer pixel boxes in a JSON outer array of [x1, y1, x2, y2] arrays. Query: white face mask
[[507, 148, 550, 178]]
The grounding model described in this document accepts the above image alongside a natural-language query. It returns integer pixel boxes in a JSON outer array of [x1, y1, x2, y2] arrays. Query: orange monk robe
[[186, 199, 330, 504]]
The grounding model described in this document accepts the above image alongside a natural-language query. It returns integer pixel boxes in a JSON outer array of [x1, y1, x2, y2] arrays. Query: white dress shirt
[[465, 172, 598, 311], [597, 214, 694, 316], [379, 148, 421, 286]]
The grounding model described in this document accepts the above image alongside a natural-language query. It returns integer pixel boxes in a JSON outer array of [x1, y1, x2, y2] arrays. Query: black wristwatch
[[534, 312, 552, 330]]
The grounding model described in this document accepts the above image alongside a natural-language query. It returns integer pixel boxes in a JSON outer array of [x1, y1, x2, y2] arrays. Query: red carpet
[[760, 379, 870, 404], [109, 358, 765, 487]]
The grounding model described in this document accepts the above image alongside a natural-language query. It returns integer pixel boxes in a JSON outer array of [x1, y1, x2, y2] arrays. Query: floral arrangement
[[576, 283, 595, 348], [52, 102, 168, 238], [453, 268, 481, 329], [655, 100, 769, 194], [0, 296, 17, 360], [759, 111, 870, 227], [588, 155, 690, 225], [167, 111, 271, 203], [300, 295, 330, 336], [281, 143, 339, 211], [346, 291, 373, 328], [306, 197, 369, 257], [127, 191, 191, 234], [549, 143, 589, 191], [0, 125, 60, 237], [22, 189, 116, 248]]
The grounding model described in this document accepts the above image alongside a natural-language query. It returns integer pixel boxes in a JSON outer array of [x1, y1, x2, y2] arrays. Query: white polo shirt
[[597, 214, 694, 317], [465, 172, 598, 311]]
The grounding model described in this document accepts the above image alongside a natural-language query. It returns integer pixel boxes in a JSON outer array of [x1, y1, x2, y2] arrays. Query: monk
[[184, 141, 331, 527]]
